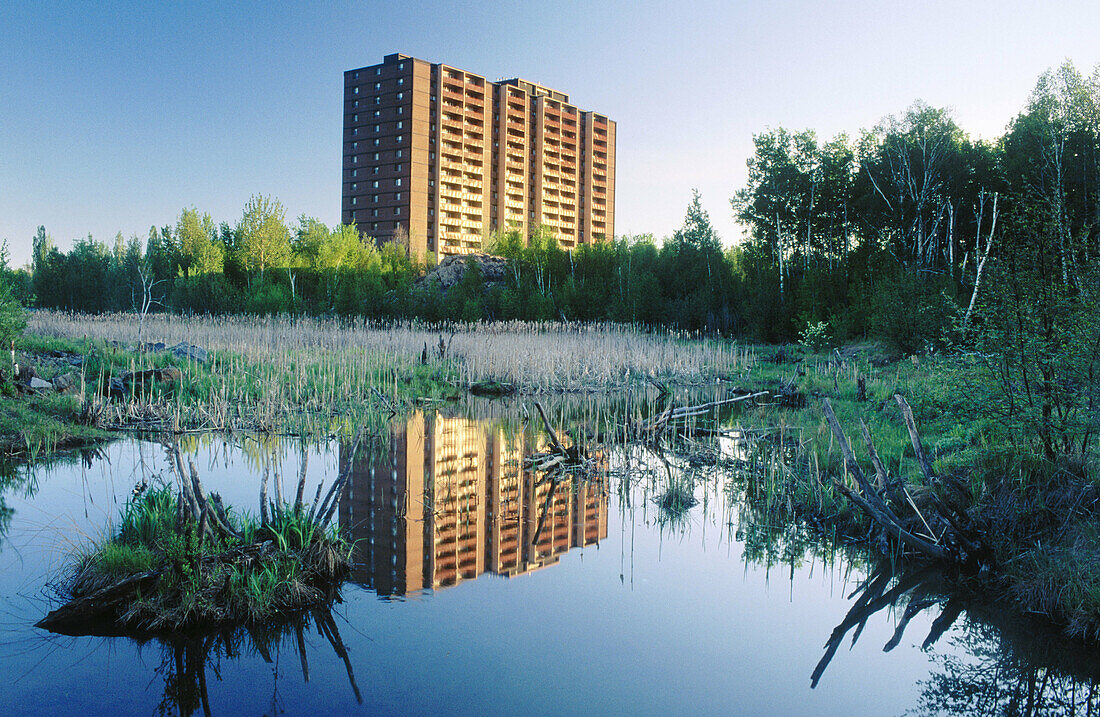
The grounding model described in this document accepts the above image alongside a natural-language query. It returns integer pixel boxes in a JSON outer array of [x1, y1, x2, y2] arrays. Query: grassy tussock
[[65, 487, 350, 631]]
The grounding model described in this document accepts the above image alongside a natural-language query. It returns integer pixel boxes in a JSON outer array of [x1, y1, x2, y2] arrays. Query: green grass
[[0, 391, 108, 457], [59, 487, 351, 632]]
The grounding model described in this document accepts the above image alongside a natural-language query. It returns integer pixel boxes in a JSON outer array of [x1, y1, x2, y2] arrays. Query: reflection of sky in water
[[0, 417, 1092, 715]]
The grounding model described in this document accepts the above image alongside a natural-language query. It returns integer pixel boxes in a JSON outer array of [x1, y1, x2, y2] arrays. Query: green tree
[[236, 194, 291, 279], [176, 207, 225, 276]]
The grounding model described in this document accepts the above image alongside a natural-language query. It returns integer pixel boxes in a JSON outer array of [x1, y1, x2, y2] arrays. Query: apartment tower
[[342, 53, 616, 258]]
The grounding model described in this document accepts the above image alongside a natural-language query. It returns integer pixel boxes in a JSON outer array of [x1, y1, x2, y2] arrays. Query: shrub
[[799, 320, 832, 351]]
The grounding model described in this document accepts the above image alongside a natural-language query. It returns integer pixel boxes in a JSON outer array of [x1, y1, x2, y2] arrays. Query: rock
[[108, 377, 127, 399], [415, 253, 509, 292], [121, 367, 182, 387], [469, 380, 517, 397], [140, 342, 167, 353], [53, 372, 78, 394], [169, 342, 208, 364], [29, 377, 53, 391]]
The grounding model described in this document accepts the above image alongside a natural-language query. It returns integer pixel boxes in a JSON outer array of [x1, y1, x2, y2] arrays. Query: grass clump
[[49, 486, 350, 634]]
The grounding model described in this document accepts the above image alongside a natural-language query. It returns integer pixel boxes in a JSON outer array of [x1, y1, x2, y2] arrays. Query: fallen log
[[822, 399, 950, 562], [820, 397, 988, 570], [643, 391, 769, 433], [37, 569, 163, 633]]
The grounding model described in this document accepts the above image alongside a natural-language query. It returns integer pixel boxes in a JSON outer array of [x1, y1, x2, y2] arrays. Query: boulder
[[53, 372, 79, 394], [121, 367, 182, 386], [169, 342, 208, 364], [415, 253, 509, 292], [29, 377, 53, 391]]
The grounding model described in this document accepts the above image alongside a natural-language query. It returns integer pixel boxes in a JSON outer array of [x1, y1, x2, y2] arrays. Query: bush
[[0, 277, 27, 347], [799, 320, 832, 351], [871, 270, 956, 354]]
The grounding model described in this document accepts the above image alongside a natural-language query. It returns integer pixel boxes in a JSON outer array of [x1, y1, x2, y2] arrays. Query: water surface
[[0, 401, 1096, 715]]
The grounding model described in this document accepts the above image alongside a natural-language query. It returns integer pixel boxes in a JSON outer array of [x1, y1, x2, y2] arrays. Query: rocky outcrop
[[416, 253, 509, 292]]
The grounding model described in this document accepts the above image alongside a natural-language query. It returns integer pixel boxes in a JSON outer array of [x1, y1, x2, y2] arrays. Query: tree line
[[14, 62, 1100, 357]]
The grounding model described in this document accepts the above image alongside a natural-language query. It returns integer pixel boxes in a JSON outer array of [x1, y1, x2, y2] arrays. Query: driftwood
[[525, 401, 592, 475], [821, 397, 986, 567], [37, 569, 164, 633], [642, 391, 769, 435]]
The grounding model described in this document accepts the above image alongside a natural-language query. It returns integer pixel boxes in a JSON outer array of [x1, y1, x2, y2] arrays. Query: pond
[[0, 398, 1097, 715]]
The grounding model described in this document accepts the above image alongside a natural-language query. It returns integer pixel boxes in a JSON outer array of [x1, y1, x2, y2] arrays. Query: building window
[[353, 114, 358, 122], [351, 182, 357, 190], [394, 222, 400, 229], [351, 169, 358, 177], [395, 149, 403, 158], [397, 106, 404, 115], [395, 206, 401, 215], [373, 152, 380, 160], [352, 156, 358, 164], [430, 152, 435, 160], [351, 197, 357, 205], [396, 135, 403, 143], [353, 99, 359, 108], [352, 128, 358, 136], [374, 81, 381, 90], [375, 67, 382, 76], [374, 124, 380, 133], [397, 92, 404, 100], [372, 180, 379, 188], [371, 209, 379, 217], [353, 87, 359, 94], [395, 178, 402, 187], [353, 71, 359, 80], [372, 222, 379, 231], [373, 139, 380, 146], [373, 109, 381, 118], [350, 210, 355, 220], [374, 96, 381, 105], [372, 194, 379, 202], [395, 192, 402, 200], [372, 166, 379, 175], [398, 62, 405, 70], [351, 141, 358, 149], [396, 121, 403, 129], [397, 78, 404, 86]]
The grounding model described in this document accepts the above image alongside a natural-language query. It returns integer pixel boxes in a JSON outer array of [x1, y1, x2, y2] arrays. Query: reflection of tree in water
[[808, 561, 1100, 715], [148, 606, 361, 717], [914, 607, 1100, 715]]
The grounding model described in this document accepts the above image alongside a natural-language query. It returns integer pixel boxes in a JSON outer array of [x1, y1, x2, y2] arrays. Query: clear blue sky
[[2, 1, 1098, 266]]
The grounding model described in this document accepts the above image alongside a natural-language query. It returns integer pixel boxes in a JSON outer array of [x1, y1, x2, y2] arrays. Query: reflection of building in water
[[339, 412, 607, 597]]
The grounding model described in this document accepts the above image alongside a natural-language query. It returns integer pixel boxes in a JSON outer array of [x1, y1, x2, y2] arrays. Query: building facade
[[342, 53, 616, 258]]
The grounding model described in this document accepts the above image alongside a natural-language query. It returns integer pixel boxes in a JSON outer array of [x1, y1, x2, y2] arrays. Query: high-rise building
[[342, 53, 616, 259]]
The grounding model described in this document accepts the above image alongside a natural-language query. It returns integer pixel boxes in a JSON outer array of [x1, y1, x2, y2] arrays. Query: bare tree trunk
[[962, 192, 998, 334], [775, 212, 785, 302]]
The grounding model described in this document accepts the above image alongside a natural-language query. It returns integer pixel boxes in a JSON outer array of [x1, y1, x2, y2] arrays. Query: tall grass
[[28, 311, 754, 391]]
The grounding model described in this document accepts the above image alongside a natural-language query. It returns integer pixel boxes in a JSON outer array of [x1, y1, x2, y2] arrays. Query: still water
[[0, 400, 1097, 715]]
